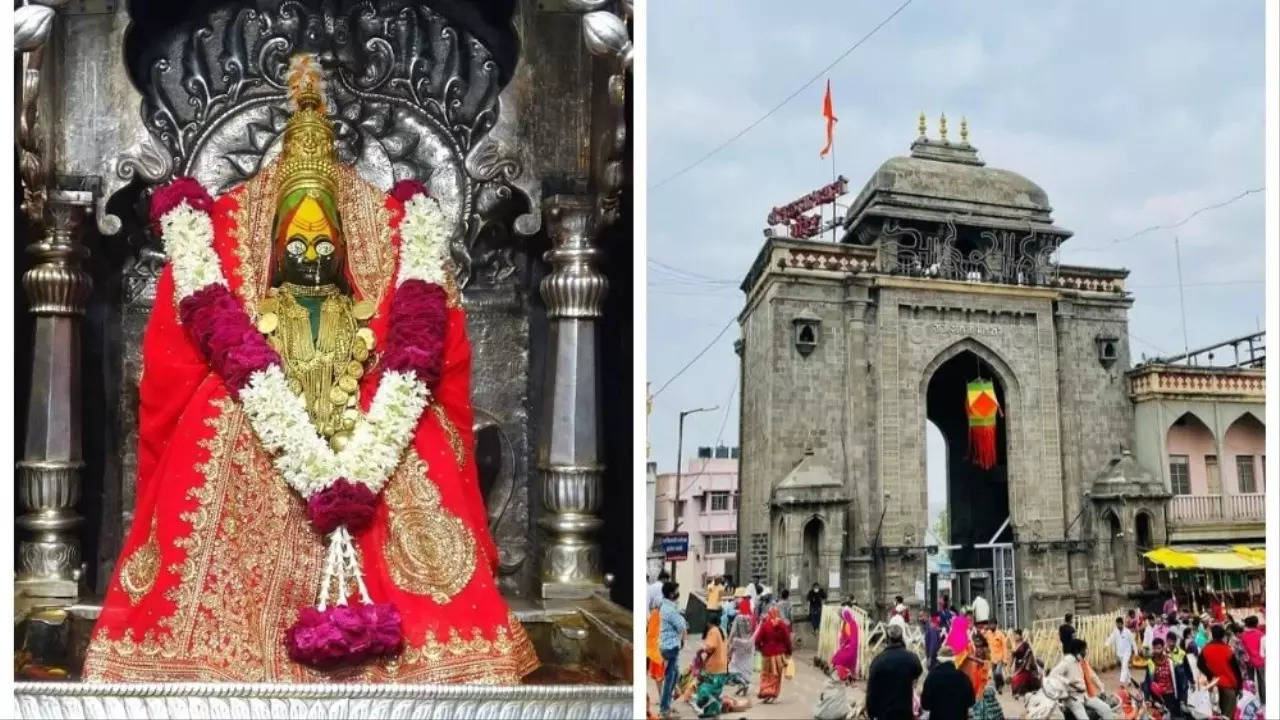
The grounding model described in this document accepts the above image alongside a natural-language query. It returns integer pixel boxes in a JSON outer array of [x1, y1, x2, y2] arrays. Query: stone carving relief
[[880, 216, 1063, 286]]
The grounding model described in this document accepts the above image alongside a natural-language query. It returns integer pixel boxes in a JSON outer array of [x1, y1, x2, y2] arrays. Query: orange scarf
[[1080, 658, 1098, 697], [646, 608, 664, 681]]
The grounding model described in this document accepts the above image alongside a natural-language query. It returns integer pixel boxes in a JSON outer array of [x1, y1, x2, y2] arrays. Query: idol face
[[278, 195, 344, 286]]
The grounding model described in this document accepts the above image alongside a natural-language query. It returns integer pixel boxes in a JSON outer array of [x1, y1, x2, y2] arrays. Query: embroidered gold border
[[118, 517, 160, 606], [431, 403, 466, 469], [384, 450, 477, 602], [84, 401, 536, 685]]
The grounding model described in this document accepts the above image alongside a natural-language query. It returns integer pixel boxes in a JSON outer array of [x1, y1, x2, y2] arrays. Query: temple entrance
[[925, 349, 1015, 625], [803, 517, 824, 589]]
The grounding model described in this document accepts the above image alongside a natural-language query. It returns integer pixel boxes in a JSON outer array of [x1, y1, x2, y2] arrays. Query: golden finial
[[278, 53, 339, 204], [939, 113, 948, 143], [960, 116, 969, 145], [917, 111, 927, 139]]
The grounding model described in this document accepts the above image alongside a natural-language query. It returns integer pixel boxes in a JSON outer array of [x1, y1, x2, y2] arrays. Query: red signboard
[[766, 176, 850, 231]]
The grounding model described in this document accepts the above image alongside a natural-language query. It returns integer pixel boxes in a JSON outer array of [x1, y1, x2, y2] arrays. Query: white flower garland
[[160, 203, 225, 298], [396, 194, 450, 287], [158, 189, 449, 499]]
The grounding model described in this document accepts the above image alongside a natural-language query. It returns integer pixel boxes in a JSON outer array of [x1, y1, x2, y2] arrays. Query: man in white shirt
[[1050, 639, 1115, 720], [888, 612, 908, 631], [1106, 616, 1136, 685], [648, 570, 669, 610], [972, 594, 990, 625]]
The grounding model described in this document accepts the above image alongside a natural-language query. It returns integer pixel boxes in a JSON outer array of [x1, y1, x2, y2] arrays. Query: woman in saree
[[956, 632, 992, 702], [830, 605, 859, 681], [693, 609, 730, 718], [754, 606, 793, 703], [726, 614, 755, 696], [647, 604, 665, 684], [946, 612, 972, 657], [1010, 628, 1042, 696]]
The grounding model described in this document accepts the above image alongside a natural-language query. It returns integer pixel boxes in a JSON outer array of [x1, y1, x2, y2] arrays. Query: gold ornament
[[352, 300, 375, 321], [257, 313, 279, 334], [277, 54, 339, 210], [259, 284, 371, 445]]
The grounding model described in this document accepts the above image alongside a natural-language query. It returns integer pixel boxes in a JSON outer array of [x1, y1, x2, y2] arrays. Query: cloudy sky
[[646, 0, 1266, 507]]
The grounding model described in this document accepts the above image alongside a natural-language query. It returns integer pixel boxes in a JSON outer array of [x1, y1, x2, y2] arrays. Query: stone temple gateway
[[736, 123, 1170, 625]]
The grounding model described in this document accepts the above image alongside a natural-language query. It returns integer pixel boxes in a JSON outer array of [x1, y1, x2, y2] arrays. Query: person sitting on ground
[[920, 644, 974, 720], [814, 669, 854, 720], [865, 624, 923, 720]]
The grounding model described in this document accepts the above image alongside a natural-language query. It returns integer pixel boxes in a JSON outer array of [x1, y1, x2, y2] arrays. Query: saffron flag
[[820, 79, 837, 157], [966, 379, 999, 470]]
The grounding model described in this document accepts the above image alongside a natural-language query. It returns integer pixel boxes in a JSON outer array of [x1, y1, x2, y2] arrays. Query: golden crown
[[278, 54, 338, 202]]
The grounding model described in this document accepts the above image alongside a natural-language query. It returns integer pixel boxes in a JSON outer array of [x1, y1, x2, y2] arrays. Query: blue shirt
[[659, 598, 687, 651]]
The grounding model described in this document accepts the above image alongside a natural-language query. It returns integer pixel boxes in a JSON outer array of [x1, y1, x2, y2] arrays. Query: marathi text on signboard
[[658, 532, 689, 561], [766, 176, 849, 239]]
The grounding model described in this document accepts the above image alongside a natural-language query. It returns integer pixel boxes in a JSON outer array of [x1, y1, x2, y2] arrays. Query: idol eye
[[315, 239, 335, 257], [286, 238, 306, 256]]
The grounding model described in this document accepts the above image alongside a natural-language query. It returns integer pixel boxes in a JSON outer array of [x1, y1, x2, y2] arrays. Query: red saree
[[84, 165, 538, 684]]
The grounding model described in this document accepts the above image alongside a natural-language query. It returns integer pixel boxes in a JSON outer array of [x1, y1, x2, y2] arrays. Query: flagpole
[[830, 131, 837, 243]]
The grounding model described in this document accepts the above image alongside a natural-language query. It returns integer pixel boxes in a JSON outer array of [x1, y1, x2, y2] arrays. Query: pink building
[[653, 446, 740, 585], [1131, 358, 1266, 544]]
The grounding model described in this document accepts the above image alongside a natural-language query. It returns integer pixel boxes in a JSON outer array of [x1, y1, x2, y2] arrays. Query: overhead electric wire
[[648, 0, 913, 192], [1067, 187, 1263, 255], [650, 315, 737, 399]]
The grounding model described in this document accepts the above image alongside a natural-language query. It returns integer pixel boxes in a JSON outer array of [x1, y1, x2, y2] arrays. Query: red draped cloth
[[84, 165, 538, 684]]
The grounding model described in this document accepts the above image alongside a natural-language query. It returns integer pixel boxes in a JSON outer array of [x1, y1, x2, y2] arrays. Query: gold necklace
[[257, 285, 374, 449]]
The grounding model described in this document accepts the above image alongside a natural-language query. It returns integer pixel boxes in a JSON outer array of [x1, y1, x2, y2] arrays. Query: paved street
[[647, 625, 1128, 719]]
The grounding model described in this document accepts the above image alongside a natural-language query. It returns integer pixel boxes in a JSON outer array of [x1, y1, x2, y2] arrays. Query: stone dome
[[842, 131, 1070, 238], [866, 155, 1050, 212]]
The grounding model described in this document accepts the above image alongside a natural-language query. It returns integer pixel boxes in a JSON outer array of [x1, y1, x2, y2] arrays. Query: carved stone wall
[[738, 235, 1146, 621]]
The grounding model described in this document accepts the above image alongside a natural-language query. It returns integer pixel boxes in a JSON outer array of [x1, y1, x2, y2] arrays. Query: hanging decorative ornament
[[966, 379, 999, 470]]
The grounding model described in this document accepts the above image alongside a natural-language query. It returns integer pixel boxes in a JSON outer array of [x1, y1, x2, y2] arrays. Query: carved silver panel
[[13, 683, 632, 720], [127, 0, 531, 286], [879, 216, 1063, 286]]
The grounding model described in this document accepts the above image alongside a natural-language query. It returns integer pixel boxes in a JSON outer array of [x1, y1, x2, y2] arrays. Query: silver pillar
[[538, 194, 608, 599], [16, 184, 94, 613]]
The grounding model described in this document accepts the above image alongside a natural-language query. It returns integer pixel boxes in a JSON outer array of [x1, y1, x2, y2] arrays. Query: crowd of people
[[646, 577, 1265, 720], [647, 573, 799, 719]]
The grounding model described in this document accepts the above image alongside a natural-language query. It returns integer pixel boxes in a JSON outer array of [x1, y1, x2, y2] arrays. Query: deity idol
[[84, 55, 538, 684]]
